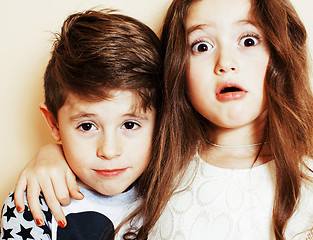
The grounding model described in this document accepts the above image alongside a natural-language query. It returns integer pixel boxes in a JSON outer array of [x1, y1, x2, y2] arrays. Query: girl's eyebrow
[[187, 24, 212, 35], [237, 19, 258, 27], [187, 19, 258, 35]]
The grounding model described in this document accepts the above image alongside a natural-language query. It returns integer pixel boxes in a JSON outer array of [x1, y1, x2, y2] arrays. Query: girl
[[145, 0, 313, 239], [13, 0, 313, 239]]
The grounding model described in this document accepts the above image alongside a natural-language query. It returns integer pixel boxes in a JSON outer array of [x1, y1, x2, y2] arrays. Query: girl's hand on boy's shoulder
[[14, 143, 84, 228]]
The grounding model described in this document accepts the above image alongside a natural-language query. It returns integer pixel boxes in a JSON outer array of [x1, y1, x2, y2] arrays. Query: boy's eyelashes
[[122, 121, 141, 130], [76, 121, 142, 132], [77, 122, 97, 132]]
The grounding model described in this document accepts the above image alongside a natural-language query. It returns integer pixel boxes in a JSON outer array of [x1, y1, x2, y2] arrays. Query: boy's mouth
[[95, 168, 127, 178], [216, 82, 247, 102]]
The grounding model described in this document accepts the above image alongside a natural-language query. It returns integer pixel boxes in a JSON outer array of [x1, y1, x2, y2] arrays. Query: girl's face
[[186, 0, 270, 130]]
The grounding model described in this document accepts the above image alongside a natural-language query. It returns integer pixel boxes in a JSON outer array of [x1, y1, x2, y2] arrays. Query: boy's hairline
[[51, 88, 156, 122]]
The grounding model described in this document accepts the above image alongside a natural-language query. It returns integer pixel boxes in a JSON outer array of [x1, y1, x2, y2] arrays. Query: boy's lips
[[215, 82, 247, 102], [95, 168, 127, 178]]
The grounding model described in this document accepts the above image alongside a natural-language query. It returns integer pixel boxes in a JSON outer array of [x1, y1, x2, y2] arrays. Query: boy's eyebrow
[[123, 112, 150, 120], [69, 112, 150, 121], [69, 113, 96, 121]]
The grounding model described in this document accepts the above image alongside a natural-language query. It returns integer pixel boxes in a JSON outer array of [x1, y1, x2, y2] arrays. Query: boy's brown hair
[[44, 9, 162, 120]]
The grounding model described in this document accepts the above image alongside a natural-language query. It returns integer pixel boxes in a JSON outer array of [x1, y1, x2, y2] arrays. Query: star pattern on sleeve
[[2, 228, 14, 240], [1, 191, 52, 240], [8, 192, 14, 202], [3, 206, 16, 222], [42, 209, 52, 223], [23, 206, 35, 222], [16, 225, 34, 240]]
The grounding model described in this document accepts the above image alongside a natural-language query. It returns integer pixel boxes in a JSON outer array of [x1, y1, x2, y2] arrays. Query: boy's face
[[55, 90, 155, 195]]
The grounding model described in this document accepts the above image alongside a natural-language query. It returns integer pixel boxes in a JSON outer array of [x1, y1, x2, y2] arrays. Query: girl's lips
[[215, 82, 247, 102], [95, 168, 127, 178]]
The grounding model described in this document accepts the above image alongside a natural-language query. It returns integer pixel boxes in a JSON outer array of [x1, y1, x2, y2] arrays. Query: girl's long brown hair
[[250, 0, 313, 238], [127, 0, 313, 239]]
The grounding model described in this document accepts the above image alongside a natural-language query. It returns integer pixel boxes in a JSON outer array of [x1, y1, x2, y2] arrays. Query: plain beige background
[[0, 0, 312, 206]]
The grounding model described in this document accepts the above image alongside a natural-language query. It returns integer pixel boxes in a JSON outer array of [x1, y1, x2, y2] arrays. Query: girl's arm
[[14, 144, 84, 227]]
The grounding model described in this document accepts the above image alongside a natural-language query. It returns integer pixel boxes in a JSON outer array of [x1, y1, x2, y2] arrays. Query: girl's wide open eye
[[239, 35, 260, 47], [192, 41, 213, 53], [122, 121, 140, 130]]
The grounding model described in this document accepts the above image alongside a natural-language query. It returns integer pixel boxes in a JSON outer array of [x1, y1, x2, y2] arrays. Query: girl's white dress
[[149, 154, 313, 240]]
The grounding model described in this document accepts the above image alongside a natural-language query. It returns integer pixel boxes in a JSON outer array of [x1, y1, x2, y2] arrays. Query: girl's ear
[[39, 102, 61, 142]]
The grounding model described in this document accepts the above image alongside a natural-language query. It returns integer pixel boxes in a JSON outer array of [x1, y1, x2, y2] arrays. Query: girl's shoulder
[[285, 157, 313, 239]]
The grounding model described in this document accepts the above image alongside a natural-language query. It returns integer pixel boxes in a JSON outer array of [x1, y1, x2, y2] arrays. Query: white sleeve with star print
[[0, 191, 52, 240]]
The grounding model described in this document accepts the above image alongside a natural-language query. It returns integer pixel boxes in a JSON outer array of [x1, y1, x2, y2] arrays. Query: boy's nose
[[97, 134, 122, 160]]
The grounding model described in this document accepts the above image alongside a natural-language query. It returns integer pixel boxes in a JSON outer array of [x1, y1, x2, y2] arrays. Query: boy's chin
[[77, 179, 131, 196]]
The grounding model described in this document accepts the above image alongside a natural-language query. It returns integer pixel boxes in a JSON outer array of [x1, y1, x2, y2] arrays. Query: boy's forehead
[[63, 90, 155, 116]]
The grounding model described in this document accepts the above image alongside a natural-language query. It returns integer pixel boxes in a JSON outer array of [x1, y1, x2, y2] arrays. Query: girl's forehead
[[186, 0, 252, 27]]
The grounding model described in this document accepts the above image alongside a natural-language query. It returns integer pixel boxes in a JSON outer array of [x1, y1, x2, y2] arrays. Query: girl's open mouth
[[216, 82, 247, 102]]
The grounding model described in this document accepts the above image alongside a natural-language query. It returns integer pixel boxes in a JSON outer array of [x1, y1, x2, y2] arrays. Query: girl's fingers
[[39, 179, 67, 228], [26, 179, 45, 226], [50, 173, 71, 206], [66, 170, 84, 200], [14, 174, 27, 213]]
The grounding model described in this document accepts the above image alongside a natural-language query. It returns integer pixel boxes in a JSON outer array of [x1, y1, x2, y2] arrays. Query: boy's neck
[[76, 179, 134, 195]]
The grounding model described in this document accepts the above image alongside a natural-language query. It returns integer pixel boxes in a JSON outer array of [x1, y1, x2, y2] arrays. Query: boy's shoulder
[[56, 185, 142, 239], [63, 185, 140, 217], [1, 191, 52, 240]]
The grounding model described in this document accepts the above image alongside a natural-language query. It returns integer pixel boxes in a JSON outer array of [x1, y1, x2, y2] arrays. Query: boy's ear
[[39, 102, 61, 142]]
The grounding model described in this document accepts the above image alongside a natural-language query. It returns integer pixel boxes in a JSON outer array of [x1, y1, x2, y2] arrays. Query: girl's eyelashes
[[190, 33, 262, 52], [191, 40, 213, 53], [239, 33, 261, 47], [77, 122, 97, 132], [122, 121, 141, 130]]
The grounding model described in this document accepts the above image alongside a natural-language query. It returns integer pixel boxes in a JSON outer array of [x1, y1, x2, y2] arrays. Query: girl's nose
[[214, 47, 238, 75], [97, 133, 122, 160]]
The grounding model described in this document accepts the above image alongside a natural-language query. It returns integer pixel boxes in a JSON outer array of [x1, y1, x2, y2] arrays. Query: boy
[[1, 9, 161, 239]]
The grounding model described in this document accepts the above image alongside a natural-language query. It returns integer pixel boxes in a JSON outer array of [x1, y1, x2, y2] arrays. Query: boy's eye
[[78, 123, 96, 131], [239, 36, 259, 47], [122, 121, 140, 130], [192, 42, 213, 53]]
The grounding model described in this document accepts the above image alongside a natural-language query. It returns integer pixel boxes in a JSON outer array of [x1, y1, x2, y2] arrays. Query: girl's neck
[[200, 142, 272, 169], [200, 124, 273, 169]]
